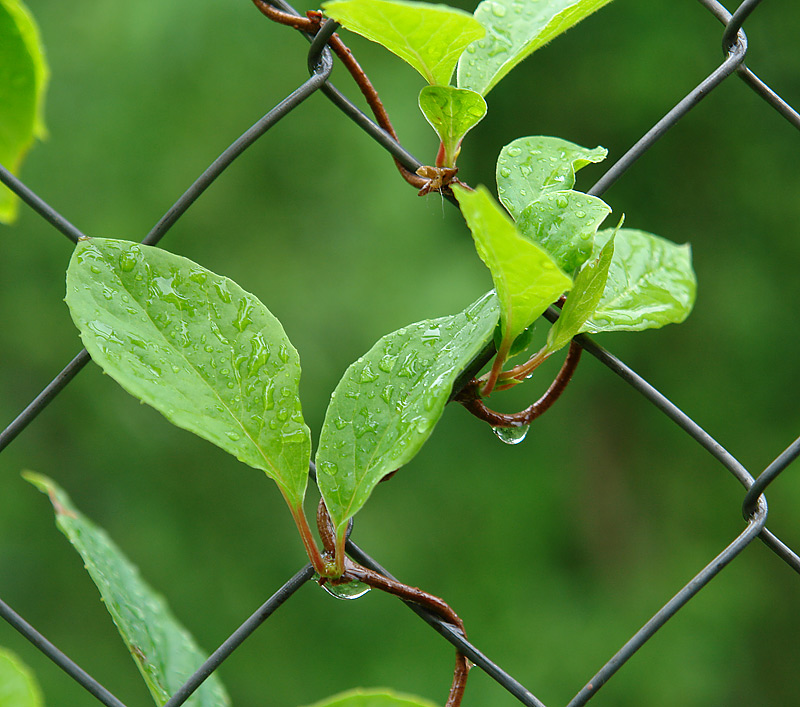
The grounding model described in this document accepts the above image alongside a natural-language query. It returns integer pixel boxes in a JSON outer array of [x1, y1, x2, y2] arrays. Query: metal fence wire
[[1, 0, 800, 705]]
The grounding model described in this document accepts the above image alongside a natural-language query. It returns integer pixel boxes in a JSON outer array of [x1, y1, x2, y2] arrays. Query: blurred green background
[[1, 1, 799, 705]]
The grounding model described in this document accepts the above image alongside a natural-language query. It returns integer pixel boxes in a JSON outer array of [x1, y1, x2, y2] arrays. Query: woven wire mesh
[[1, 0, 799, 705]]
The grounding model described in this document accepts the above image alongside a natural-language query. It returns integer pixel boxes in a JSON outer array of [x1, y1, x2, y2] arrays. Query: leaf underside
[[0, 0, 49, 223], [316, 292, 500, 534], [583, 228, 696, 333], [65, 238, 311, 508], [457, 0, 614, 96], [323, 0, 485, 85], [26, 473, 230, 707]]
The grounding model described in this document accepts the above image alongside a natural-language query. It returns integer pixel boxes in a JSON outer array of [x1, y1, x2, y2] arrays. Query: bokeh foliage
[[1, 1, 799, 706]]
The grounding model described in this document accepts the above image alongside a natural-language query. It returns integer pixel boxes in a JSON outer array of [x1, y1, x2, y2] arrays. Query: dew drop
[[499, 167, 511, 178], [119, 251, 137, 272], [492, 424, 529, 445], [507, 146, 522, 157], [226, 431, 241, 442], [320, 580, 371, 601], [491, 1, 506, 17]]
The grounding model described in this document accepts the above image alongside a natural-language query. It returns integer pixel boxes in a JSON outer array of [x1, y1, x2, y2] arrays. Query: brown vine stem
[[316, 499, 471, 707], [252, 0, 437, 192], [457, 340, 583, 427]]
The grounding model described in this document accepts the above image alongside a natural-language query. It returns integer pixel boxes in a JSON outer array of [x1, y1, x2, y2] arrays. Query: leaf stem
[[480, 335, 511, 397], [288, 501, 327, 576]]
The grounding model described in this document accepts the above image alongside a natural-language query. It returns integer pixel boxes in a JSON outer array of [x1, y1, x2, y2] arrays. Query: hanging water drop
[[492, 424, 529, 445], [320, 579, 371, 601]]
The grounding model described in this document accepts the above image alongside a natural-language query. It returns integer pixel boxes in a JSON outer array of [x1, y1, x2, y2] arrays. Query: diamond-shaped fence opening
[[1, 0, 799, 705]]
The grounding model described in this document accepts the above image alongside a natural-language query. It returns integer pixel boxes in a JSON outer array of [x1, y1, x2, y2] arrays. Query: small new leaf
[[25, 473, 230, 707], [323, 0, 485, 85], [583, 228, 696, 333], [302, 689, 439, 707], [457, 0, 614, 96], [517, 191, 611, 275], [418, 85, 486, 167], [0, 648, 43, 707], [0, 0, 49, 224], [453, 185, 572, 355], [316, 292, 500, 535], [497, 136, 607, 219], [547, 231, 614, 352], [65, 238, 311, 509]]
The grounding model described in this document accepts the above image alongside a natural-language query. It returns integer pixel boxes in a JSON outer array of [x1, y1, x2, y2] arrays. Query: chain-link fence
[[1, 0, 799, 705]]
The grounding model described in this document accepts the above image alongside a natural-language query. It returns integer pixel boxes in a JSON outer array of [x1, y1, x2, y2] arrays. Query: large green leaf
[[316, 292, 499, 535], [418, 85, 486, 167], [323, 0, 485, 85], [516, 190, 611, 275], [453, 185, 571, 353], [302, 689, 438, 707], [65, 238, 310, 508], [0, 648, 43, 707], [25, 473, 230, 707], [583, 228, 696, 333], [457, 0, 613, 95], [546, 232, 614, 352], [0, 0, 49, 224], [496, 136, 607, 219]]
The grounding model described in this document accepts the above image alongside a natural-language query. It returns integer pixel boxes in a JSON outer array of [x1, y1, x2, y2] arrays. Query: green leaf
[[418, 85, 486, 167], [316, 292, 499, 534], [457, 0, 614, 95], [0, 0, 49, 224], [452, 185, 571, 353], [302, 688, 438, 707], [583, 228, 696, 333], [546, 232, 614, 352], [323, 0, 485, 85], [25, 473, 230, 707], [0, 648, 43, 707], [496, 136, 607, 219], [516, 190, 611, 275], [65, 238, 311, 509]]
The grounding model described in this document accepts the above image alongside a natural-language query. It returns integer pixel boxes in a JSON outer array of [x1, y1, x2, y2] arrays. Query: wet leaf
[[516, 191, 610, 275], [323, 0, 484, 85], [457, 0, 613, 95], [546, 232, 614, 352], [0, 0, 49, 224], [583, 228, 696, 333], [418, 85, 486, 167], [65, 238, 310, 509], [453, 185, 571, 355], [496, 136, 606, 219], [25, 473, 230, 707], [302, 688, 438, 707], [316, 292, 499, 535], [0, 648, 43, 707]]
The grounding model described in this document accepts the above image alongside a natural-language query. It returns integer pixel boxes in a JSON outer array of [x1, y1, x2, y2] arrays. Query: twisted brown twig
[[317, 500, 471, 707], [252, 0, 461, 195]]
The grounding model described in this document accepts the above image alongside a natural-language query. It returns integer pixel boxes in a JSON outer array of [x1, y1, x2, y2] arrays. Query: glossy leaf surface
[[0, 648, 43, 707], [0, 0, 48, 223], [418, 85, 486, 167], [65, 238, 310, 508], [323, 0, 484, 85], [517, 190, 610, 275], [303, 689, 438, 707], [547, 233, 614, 352], [496, 136, 606, 219], [453, 185, 571, 350], [317, 292, 499, 534], [583, 228, 696, 333], [457, 0, 613, 95], [26, 473, 230, 707]]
